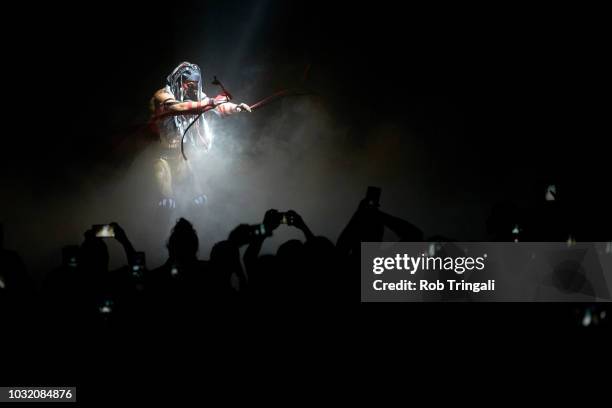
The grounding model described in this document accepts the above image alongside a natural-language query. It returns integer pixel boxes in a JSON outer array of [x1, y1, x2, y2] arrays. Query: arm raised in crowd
[[241, 209, 281, 274], [285, 210, 314, 242]]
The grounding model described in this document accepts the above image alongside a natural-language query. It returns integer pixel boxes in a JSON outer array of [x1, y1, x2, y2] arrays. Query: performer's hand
[[235, 102, 252, 113]]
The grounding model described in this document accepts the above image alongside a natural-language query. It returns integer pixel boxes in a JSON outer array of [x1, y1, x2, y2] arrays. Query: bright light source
[[545, 184, 556, 201], [582, 309, 592, 327]]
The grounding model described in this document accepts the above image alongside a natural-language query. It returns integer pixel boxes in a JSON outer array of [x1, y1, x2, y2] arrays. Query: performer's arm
[[152, 89, 216, 118], [213, 96, 252, 117], [152, 89, 251, 120]]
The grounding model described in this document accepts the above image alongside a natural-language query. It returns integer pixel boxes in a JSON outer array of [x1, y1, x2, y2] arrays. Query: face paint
[[181, 80, 199, 101]]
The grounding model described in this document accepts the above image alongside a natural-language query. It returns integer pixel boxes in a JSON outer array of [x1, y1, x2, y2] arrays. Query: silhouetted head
[[304, 237, 339, 277], [304, 236, 336, 259], [167, 218, 199, 264], [277, 239, 304, 261], [275, 240, 305, 277]]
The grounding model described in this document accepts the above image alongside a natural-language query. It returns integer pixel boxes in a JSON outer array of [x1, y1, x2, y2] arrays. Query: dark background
[[1, 1, 610, 273]]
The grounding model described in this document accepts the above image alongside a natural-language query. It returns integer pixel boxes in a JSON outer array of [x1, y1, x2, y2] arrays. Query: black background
[[4, 1, 608, 197]]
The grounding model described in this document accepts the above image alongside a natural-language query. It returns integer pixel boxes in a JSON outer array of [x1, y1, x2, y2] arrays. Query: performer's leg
[[154, 158, 176, 209], [176, 159, 207, 207]]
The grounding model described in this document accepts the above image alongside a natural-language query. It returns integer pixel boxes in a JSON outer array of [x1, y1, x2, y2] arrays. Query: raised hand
[[286, 210, 314, 241], [234, 102, 252, 113], [263, 209, 282, 233]]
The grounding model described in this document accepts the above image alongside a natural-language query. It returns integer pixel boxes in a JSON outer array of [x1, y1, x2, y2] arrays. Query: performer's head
[[167, 62, 203, 102], [179, 66, 200, 100]]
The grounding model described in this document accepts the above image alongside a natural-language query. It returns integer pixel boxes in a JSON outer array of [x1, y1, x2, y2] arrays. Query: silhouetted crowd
[[1, 185, 611, 328]]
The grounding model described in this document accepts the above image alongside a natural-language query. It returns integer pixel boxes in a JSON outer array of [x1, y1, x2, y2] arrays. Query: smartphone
[[93, 224, 115, 238], [98, 299, 114, 315], [249, 223, 267, 237], [280, 213, 288, 225], [365, 186, 381, 207], [130, 251, 146, 274], [62, 245, 79, 268], [279, 212, 295, 225], [545, 184, 557, 201]]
